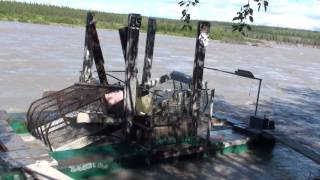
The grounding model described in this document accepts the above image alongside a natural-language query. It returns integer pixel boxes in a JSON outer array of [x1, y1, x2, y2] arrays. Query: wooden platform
[[0, 110, 72, 179]]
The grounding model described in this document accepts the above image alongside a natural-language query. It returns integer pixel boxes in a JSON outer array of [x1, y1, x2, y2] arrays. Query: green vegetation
[[0, 1, 320, 47]]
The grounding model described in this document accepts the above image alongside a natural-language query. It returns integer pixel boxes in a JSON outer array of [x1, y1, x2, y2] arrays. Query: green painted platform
[[50, 128, 250, 179], [1, 114, 252, 179]]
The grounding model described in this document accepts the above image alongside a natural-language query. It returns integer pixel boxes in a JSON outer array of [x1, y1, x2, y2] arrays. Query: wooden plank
[[192, 21, 210, 135], [0, 124, 14, 134], [0, 120, 9, 126], [0, 112, 62, 178], [86, 12, 108, 85], [124, 14, 141, 137], [192, 21, 210, 90], [142, 18, 156, 85], [0, 149, 50, 161], [0, 132, 16, 138], [0, 110, 7, 120], [25, 162, 72, 180], [79, 12, 94, 82], [0, 135, 30, 151], [118, 27, 128, 60]]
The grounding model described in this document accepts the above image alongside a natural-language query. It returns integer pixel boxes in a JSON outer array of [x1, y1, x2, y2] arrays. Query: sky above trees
[[10, 0, 320, 31]]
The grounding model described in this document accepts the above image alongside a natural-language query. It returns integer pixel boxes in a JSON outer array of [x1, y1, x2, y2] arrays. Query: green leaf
[[232, 17, 239, 21], [182, 9, 186, 16], [179, 1, 185, 6], [249, 8, 253, 15], [249, 16, 253, 22]]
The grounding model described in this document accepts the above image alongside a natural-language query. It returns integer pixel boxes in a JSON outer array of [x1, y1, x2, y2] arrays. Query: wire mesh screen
[[144, 79, 209, 147], [27, 83, 122, 150]]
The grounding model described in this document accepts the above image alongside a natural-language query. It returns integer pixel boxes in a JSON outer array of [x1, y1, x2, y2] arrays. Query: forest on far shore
[[1, 1, 320, 47]]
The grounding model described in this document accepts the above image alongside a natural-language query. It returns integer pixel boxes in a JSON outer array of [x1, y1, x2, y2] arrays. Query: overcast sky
[[12, 0, 320, 31]]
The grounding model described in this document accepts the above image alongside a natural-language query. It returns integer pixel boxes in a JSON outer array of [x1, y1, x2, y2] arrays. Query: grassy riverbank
[[1, 1, 320, 47]]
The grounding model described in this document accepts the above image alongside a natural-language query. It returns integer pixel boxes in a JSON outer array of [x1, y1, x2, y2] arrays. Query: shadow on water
[[261, 87, 320, 153], [212, 86, 320, 154]]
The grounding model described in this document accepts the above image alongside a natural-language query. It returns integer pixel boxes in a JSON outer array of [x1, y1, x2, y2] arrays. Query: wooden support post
[[118, 27, 128, 61], [124, 14, 141, 136], [192, 21, 210, 135], [86, 12, 108, 85], [142, 18, 156, 86], [79, 12, 94, 83]]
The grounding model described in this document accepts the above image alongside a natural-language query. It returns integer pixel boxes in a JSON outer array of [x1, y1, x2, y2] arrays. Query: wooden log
[[142, 18, 156, 86], [86, 12, 108, 85], [191, 21, 210, 135]]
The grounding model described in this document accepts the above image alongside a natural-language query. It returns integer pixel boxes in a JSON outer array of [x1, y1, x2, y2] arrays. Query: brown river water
[[0, 21, 319, 179]]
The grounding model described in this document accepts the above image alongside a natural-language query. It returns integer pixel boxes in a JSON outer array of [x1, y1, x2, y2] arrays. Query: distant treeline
[[1, 1, 320, 47]]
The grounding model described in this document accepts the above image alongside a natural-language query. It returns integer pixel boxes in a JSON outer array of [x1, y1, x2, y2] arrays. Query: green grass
[[0, 1, 319, 47]]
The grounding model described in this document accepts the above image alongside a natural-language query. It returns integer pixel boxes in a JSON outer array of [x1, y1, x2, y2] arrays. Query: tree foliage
[[178, 0, 269, 33]]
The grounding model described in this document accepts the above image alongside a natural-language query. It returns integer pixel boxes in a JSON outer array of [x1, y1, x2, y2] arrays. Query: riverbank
[[1, 1, 320, 47]]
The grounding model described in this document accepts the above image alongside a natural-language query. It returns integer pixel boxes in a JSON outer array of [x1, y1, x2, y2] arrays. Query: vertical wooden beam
[[142, 18, 156, 86], [79, 12, 94, 83], [192, 21, 210, 135], [124, 14, 141, 136], [118, 27, 128, 61], [86, 12, 108, 85]]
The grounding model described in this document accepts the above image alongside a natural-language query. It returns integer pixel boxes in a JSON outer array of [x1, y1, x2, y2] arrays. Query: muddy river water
[[0, 21, 319, 179]]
